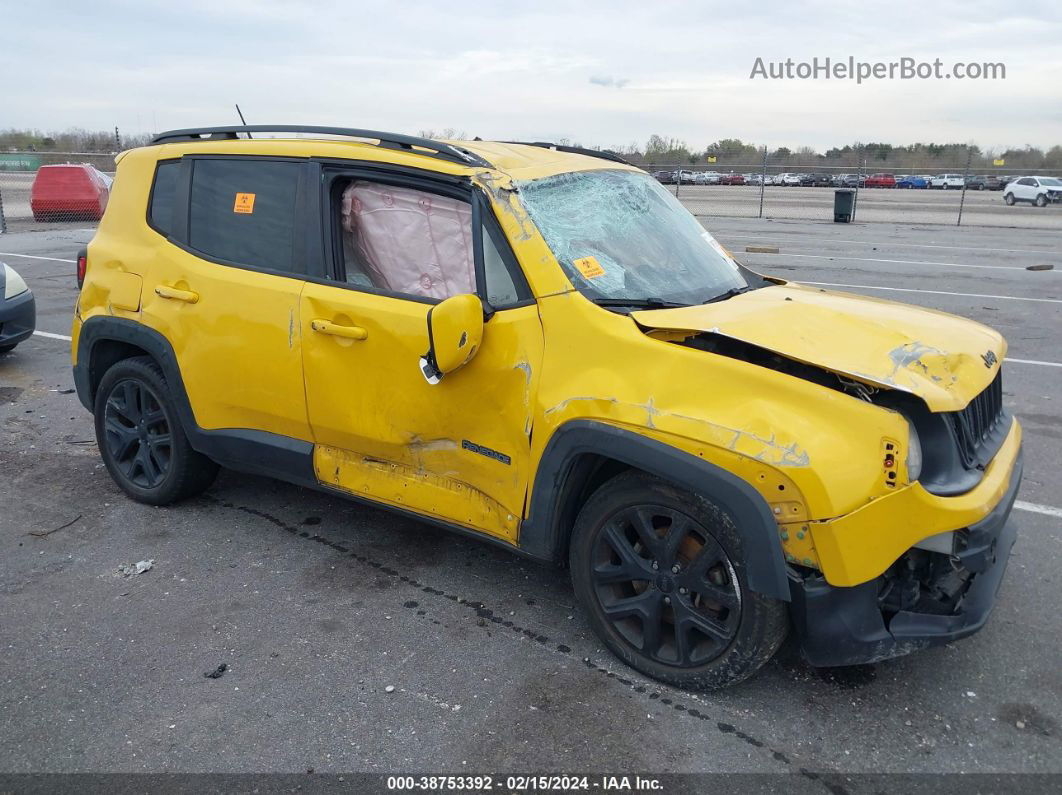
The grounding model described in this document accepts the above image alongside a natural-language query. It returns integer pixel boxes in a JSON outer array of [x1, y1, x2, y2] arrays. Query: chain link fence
[[2, 149, 1060, 233], [650, 156, 1062, 230], [0, 152, 116, 233]]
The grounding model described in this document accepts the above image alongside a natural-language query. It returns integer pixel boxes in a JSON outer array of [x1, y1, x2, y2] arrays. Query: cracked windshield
[[517, 169, 749, 307]]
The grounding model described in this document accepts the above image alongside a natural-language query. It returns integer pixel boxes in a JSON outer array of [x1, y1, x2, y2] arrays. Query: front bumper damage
[[790, 448, 1022, 667]]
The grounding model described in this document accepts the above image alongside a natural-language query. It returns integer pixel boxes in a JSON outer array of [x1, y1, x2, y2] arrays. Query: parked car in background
[[966, 175, 1003, 191], [763, 175, 777, 185], [652, 170, 676, 184], [30, 163, 111, 221], [0, 262, 36, 353], [1003, 176, 1062, 207], [834, 174, 860, 188], [930, 174, 965, 190], [896, 175, 929, 189], [676, 170, 698, 185], [864, 173, 897, 188], [801, 173, 834, 187], [693, 171, 722, 185], [720, 173, 746, 185], [746, 173, 764, 185], [776, 173, 802, 186]]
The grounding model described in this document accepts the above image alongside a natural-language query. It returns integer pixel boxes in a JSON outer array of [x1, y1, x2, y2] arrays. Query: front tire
[[1004, 193, 1015, 205], [94, 356, 219, 505], [569, 471, 788, 690], [1035, 194, 1048, 207]]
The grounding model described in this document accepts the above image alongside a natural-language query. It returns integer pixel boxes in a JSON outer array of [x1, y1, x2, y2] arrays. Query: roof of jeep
[[136, 135, 640, 182]]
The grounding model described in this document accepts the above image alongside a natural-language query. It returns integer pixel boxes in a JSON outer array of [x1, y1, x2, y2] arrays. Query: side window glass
[[482, 225, 519, 307], [339, 180, 474, 300], [148, 161, 180, 237], [188, 159, 301, 273]]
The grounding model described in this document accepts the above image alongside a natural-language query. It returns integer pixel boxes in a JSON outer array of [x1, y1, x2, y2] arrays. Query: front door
[[300, 168, 542, 542]]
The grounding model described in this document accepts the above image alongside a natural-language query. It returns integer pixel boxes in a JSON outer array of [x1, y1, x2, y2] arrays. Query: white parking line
[[802, 281, 1062, 304], [761, 252, 1046, 272], [1015, 501, 1062, 519], [1006, 358, 1062, 368], [32, 330, 72, 341], [0, 252, 76, 264], [717, 233, 1054, 256]]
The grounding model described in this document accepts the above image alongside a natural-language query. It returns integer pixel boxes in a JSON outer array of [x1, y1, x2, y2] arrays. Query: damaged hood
[[631, 282, 1005, 412]]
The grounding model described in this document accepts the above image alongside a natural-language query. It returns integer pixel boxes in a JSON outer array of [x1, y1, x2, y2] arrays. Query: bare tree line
[[3, 128, 1059, 171]]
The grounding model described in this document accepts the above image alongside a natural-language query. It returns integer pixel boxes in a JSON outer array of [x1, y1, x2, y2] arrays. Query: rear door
[[299, 164, 543, 543], [142, 155, 315, 441]]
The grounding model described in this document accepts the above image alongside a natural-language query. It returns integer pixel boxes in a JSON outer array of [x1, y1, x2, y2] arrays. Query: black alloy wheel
[[103, 378, 173, 489], [591, 504, 742, 667]]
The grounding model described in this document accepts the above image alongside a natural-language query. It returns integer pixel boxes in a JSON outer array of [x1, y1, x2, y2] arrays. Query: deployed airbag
[[341, 182, 474, 299]]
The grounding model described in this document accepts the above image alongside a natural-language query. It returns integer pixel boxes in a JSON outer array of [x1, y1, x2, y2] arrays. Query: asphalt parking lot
[[1, 218, 1059, 786], [668, 184, 1062, 228]]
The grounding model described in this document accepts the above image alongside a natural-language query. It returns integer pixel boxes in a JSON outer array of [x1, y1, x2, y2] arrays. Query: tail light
[[76, 250, 87, 289]]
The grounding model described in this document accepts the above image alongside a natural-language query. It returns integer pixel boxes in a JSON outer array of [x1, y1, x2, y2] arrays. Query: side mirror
[[419, 293, 484, 384]]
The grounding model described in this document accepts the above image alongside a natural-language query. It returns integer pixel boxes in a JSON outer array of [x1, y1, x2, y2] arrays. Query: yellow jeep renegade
[[72, 126, 1023, 689]]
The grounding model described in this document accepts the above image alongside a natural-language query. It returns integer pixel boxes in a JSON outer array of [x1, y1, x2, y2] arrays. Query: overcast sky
[[3, 0, 1060, 152]]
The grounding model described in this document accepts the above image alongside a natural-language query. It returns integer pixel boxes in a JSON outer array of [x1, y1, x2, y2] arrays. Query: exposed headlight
[[905, 418, 923, 481], [3, 263, 29, 300]]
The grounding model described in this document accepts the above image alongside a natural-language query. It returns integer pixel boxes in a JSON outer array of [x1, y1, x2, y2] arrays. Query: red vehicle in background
[[863, 173, 897, 188], [719, 173, 746, 185], [30, 164, 111, 221]]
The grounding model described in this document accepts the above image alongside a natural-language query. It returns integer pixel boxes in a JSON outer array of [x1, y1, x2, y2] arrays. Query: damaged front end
[[789, 448, 1021, 666]]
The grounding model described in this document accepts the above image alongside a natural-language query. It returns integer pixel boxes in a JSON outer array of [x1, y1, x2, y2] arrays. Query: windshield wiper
[[591, 297, 690, 309], [702, 285, 754, 304]]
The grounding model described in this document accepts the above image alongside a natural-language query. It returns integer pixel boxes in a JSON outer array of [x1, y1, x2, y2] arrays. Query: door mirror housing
[[420, 293, 484, 383]]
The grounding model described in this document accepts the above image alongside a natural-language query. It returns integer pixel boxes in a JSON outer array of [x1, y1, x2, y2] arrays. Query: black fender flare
[[519, 420, 791, 601], [73, 315, 316, 485]]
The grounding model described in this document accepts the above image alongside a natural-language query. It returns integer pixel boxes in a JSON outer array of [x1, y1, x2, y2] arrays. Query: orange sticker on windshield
[[573, 256, 605, 279], [233, 193, 256, 214]]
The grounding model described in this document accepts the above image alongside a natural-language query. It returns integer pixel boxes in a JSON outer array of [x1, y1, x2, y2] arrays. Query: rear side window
[[148, 161, 180, 236], [188, 159, 301, 273]]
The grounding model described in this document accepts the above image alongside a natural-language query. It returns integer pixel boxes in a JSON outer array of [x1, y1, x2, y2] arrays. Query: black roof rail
[[150, 125, 491, 168], [503, 141, 634, 166]]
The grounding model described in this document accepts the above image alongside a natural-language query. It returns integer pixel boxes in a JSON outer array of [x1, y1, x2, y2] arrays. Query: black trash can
[[834, 189, 855, 222]]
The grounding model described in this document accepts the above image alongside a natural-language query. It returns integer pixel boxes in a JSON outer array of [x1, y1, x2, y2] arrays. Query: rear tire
[[569, 471, 788, 690], [1035, 194, 1048, 207], [1004, 193, 1015, 206], [94, 356, 219, 505]]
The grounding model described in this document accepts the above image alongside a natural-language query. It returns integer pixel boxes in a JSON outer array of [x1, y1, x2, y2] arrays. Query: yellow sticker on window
[[233, 193, 256, 214], [573, 256, 605, 279]]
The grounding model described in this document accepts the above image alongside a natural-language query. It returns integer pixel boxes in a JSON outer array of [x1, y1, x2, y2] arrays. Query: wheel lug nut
[[671, 564, 680, 574], [664, 596, 671, 604], [651, 561, 658, 570], [679, 587, 688, 595]]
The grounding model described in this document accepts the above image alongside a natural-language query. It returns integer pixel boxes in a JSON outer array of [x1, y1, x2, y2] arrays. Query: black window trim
[[317, 161, 535, 311], [165, 154, 319, 281]]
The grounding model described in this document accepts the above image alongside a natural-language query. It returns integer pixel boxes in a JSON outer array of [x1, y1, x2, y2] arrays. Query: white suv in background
[[776, 173, 802, 186], [930, 174, 965, 190], [693, 171, 722, 184], [1003, 176, 1062, 207]]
